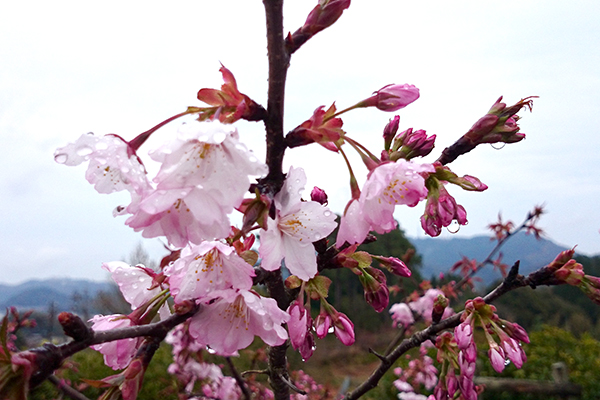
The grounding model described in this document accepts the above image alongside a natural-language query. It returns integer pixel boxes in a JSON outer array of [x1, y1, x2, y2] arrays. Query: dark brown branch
[[26, 305, 200, 389], [343, 260, 562, 399], [261, 0, 289, 193]]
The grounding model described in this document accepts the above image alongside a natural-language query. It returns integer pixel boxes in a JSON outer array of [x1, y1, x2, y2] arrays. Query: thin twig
[[47, 375, 91, 400], [225, 357, 252, 400], [343, 260, 560, 399]]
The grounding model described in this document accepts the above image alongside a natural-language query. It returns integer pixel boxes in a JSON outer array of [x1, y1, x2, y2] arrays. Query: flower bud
[[383, 115, 400, 150], [310, 186, 328, 205], [301, 0, 351, 36], [359, 267, 390, 313], [360, 84, 420, 112], [374, 255, 412, 277]]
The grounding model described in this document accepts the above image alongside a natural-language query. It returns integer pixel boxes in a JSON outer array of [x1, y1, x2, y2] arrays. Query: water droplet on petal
[[313, 233, 322, 241], [132, 283, 139, 289], [328, 327, 334, 334], [54, 153, 68, 164], [206, 346, 216, 354], [76, 146, 93, 156], [446, 220, 460, 234], [323, 210, 331, 217], [491, 142, 506, 150], [138, 277, 145, 282], [95, 141, 108, 150], [212, 131, 226, 143]]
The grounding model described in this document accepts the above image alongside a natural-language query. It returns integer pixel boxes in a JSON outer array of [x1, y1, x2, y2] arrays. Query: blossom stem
[[326, 102, 362, 121], [345, 136, 381, 163], [337, 145, 361, 200], [128, 109, 198, 151]]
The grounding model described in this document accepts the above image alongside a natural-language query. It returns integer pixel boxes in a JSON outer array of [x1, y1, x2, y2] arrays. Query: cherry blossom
[[259, 166, 337, 281], [389, 303, 415, 328], [337, 160, 434, 247], [102, 261, 170, 320], [126, 120, 266, 246], [188, 289, 289, 356], [361, 161, 433, 230], [90, 315, 140, 370], [167, 241, 255, 303], [54, 133, 150, 195]]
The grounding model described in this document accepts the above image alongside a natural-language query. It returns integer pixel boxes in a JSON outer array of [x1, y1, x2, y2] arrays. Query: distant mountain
[[409, 232, 571, 287], [0, 278, 112, 312]]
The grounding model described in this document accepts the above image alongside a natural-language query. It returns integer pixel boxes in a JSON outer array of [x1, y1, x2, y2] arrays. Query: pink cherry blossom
[[408, 289, 454, 323], [389, 303, 415, 328], [167, 241, 255, 303], [90, 314, 140, 370], [188, 289, 289, 356], [259, 167, 337, 281], [54, 133, 150, 195], [335, 199, 371, 247], [102, 261, 170, 320], [126, 120, 266, 246], [361, 161, 433, 231], [337, 160, 433, 247]]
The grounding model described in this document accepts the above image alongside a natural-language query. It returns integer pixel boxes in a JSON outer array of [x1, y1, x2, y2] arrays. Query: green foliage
[[31, 345, 179, 400], [478, 325, 600, 400]]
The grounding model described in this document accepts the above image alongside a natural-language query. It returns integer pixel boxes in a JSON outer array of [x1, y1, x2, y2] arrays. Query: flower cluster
[[455, 298, 528, 374]]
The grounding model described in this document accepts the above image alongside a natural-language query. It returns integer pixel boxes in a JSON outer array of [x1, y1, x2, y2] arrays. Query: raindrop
[[295, 179, 301, 184], [206, 346, 216, 354], [313, 233, 322, 241], [446, 220, 460, 234], [76, 146, 93, 156], [138, 277, 145, 282], [328, 327, 334, 334], [491, 142, 506, 150], [132, 283, 139, 289], [323, 210, 332, 217], [54, 153, 68, 164], [212, 131, 226, 143]]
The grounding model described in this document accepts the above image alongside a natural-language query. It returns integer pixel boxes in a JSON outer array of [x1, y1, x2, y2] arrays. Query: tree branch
[[343, 261, 560, 399]]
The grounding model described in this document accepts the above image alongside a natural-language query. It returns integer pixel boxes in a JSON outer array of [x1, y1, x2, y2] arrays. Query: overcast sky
[[1, 1, 599, 285]]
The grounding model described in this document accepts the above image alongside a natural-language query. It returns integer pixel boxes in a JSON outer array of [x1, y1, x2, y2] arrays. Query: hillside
[[409, 232, 575, 286]]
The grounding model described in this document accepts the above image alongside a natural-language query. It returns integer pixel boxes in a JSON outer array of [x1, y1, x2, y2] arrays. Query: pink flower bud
[[488, 345, 506, 373], [310, 186, 328, 205], [314, 312, 331, 339], [301, 0, 351, 36], [501, 321, 530, 344], [358, 267, 389, 313], [333, 312, 355, 346], [362, 84, 420, 112], [454, 321, 473, 350], [383, 115, 400, 150], [374, 256, 412, 277]]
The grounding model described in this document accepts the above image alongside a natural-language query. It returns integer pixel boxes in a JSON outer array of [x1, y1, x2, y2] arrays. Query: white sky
[[1, 1, 599, 284]]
